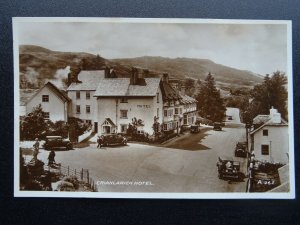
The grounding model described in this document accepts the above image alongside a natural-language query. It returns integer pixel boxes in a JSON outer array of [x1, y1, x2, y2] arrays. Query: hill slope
[[112, 56, 263, 85], [19, 45, 263, 89]]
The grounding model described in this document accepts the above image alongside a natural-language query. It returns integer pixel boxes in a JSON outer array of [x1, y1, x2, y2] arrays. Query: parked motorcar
[[43, 136, 73, 150], [103, 134, 127, 146], [234, 142, 248, 158], [213, 122, 222, 131], [190, 125, 200, 133], [216, 157, 244, 181]]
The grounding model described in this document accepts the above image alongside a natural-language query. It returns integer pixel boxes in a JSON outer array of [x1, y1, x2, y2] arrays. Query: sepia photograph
[[13, 17, 294, 198]]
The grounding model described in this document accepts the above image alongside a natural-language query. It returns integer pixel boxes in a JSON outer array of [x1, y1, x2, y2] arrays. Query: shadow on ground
[[161, 127, 212, 151]]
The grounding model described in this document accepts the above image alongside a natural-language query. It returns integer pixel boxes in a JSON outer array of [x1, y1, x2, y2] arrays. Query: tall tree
[[249, 71, 288, 120], [21, 104, 48, 140], [196, 73, 226, 122]]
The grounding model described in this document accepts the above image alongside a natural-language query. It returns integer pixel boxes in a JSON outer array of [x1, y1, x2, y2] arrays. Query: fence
[[52, 164, 98, 192], [23, 156, 98, 191]]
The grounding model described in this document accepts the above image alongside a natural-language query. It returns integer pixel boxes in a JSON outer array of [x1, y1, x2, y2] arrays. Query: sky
[[16, 20, 289, 75]]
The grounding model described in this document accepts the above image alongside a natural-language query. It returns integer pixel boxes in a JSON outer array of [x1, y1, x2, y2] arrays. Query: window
[[184, 114, 188, 125], [180, 108, 182, 114], [86, 92, 90, 100], [42, 95, 49, 102], [121, 124, 128, 133], [175, 108, 179, 115], [44, 112, 50, 120], [86, 105, 90, 114], [164, 110, 168, 117], [120, 97, 128, 103], [156, 93, 159, 103], [163, 123, 168, 131], [120, 110, 128, 119], [261, 145, 269, 155], [157, 108, 159, 118], [76, 91, 80, 99], [76, 105, 80, 114], [168, 109, 173, 117], [263, 129, 268, 136]]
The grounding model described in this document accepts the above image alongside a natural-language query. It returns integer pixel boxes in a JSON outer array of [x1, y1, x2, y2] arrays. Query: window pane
[[76, 105, 80, 113], [261, 145, 269, 155], [42, 95, 49, 102], [76, 91, 80, 99]]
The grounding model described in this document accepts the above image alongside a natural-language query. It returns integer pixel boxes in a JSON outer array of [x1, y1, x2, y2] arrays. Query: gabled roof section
[[250, 116, 288, 135], [94, 78, 161, 97], [21, 82, 71, 105], [102, 118, 115, 126], [160, 81, 181, 101], [67, 70, 105, 91], [45, 82, 71, 102]]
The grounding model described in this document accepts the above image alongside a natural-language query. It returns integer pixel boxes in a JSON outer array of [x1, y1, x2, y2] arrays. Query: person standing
[[48, 149, 56, 166], [32, 138, 40, 160]]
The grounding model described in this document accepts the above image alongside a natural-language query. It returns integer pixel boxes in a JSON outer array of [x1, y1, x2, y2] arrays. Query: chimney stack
[[163, 73, 169, 83], [130, 67, 138, 85], [270, 107, 281, 123], [105, 66, 111, 78]]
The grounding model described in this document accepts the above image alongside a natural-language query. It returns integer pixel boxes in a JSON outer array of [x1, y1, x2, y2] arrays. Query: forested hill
[[19, 45, 263, 89], [112, 56, 263, 86]]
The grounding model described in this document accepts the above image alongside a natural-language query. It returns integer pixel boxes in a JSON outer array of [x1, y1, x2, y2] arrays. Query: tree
[[248, 71, 288, 120], [21, 104, 48, 140], [68, 117, 90, 141], [196, 73, 226, 122]]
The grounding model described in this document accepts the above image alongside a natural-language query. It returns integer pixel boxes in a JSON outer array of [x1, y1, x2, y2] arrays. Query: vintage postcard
[[13, 17, 294, 198]]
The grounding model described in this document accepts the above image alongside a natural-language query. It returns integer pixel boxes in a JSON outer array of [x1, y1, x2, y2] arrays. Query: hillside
[[19, 45, 263, 90], [112, 56, 263, 86]]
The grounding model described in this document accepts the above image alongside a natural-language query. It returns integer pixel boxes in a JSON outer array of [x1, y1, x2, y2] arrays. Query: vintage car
[[43, 136, 73, 150], [190, 125, 200, 133], [216, 157, 244, 181], [213, 122, 222, 131], [102, 134, 127, 146], [234, 142, 248, 158]]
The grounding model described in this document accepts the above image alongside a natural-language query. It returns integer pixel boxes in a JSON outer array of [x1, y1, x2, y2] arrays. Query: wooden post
[[87, 170, 89, 184], [81, 168, 83, 180], [67, 166, 69, 176]]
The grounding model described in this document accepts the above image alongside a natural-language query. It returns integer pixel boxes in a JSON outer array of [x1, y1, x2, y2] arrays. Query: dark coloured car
[[190, 125, 200, 133], [103, 134, 127, 146], [43, 136, 73, 150], [234, 142, 248, 158], [213, 122, 222, 131], [216, 157, 244, 181]]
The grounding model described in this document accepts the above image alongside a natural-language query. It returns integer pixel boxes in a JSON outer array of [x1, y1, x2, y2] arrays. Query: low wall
[[78, 129, 93, 143]]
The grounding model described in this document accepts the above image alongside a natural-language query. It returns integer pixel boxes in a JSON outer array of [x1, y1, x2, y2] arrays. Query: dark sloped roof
[[250, 116, 288, 135], [67, 70, 105, 91], [94, 78, 160, 97], [160, 81, 181, 101], [179, 93, 197, 104], [46, 82, 71, 102]]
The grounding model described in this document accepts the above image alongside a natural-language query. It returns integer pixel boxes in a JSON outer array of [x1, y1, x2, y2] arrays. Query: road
[[36, 122, 248, 193]]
